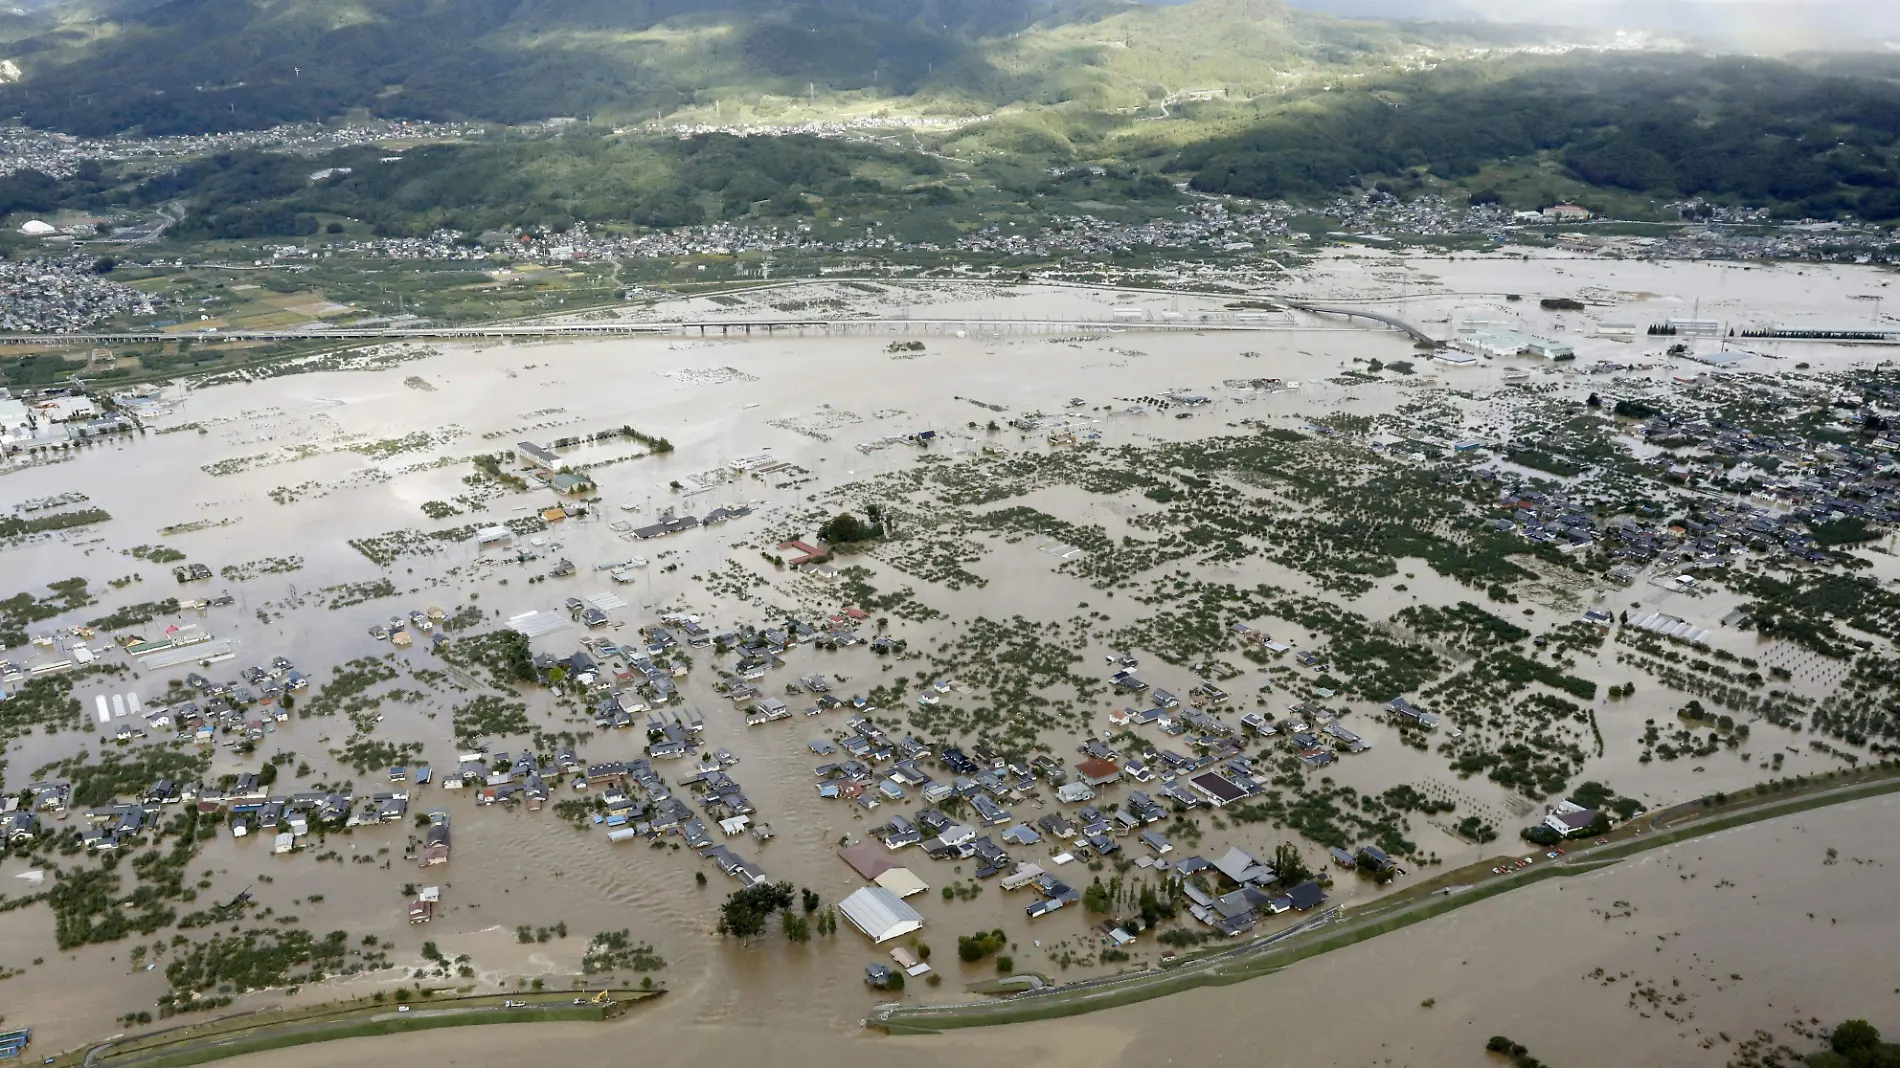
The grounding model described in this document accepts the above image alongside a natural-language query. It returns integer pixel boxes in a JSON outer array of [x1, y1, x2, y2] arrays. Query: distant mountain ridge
[[0, 0, 1424, 135]]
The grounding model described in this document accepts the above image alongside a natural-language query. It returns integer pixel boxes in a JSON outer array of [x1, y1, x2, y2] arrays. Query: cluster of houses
[[1608, 497, 1837, 575], [1, 772, 429, 856], [77, 659, 311, 747], [629, 504, 753, 541], [830, 743, 1330, 936], [1174, 845, 1328, 936], [3, 581, 1392, 961], [1483, 484, 1601, 552], [1478, 392, 1900, 577], [537, 611, 886, 736], [544, 627, 696, 724], [1481, 470, 1844, 577], [367, 608, 447, 647], [802, 681, 1349, 929], [1112, 649, 1396, 771], [513, 440, 594, 496], [439, 742, 776, 883]]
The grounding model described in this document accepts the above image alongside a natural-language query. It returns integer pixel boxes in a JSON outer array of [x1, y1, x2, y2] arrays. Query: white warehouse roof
[[838, 886, 924, 943], [874, 867, 929, 899]]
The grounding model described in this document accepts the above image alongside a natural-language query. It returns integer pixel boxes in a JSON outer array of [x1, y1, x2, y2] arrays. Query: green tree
[[782, 912, 811, 943], [818, 512, 874, 545], [1137, 884, 1162, 927], [717, 881, 796, 943], [1833, 1021, 1883, 1062], [1272, 842, 1310, 886]]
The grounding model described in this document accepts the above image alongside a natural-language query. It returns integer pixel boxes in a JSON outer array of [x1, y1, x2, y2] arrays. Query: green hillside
[[0, 0, 1440, 135], [1170, 52, 1900, 220], [132, 131, 955, 235], [0, 0, 1025, 134]]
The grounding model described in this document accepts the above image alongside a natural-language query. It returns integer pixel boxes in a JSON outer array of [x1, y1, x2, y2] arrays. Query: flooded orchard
[[1, 261, 1896, 1059]]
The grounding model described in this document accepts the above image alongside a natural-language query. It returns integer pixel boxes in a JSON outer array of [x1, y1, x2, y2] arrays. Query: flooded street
[[2, 258, 1895, 1057]]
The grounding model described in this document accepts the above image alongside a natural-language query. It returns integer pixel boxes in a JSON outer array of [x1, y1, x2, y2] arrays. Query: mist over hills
[[1282, 0, 1900, 49]]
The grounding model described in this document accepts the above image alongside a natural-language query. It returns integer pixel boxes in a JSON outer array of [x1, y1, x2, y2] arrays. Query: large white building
[[1667, 318, 1723, 337], [1452, 328, 1574, 361], [838, 886, 925, 943], [0, 391, 29, 437]]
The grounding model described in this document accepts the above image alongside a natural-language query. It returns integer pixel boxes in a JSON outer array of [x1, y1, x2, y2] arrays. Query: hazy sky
[[1281, 0, 1900, 47]]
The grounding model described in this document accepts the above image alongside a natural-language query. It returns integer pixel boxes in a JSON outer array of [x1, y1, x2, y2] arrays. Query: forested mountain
[[0, 0, 1043, 134], [1173, 53, 1900, 221], [0, 0, 1422, 135]]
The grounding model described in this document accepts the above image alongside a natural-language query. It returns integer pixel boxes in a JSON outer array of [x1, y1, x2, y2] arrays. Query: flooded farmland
[[3, 256, 1899, 1060]]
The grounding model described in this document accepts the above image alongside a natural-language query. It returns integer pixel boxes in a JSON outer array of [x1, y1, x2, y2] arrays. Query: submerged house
[[419, 814, 451, 866]]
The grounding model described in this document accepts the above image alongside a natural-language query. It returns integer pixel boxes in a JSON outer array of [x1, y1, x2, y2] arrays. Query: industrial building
[[516, 440, 561, 472], [1452, 328, 1575, 361], [838, 886, 925, 943], [1667, 318, 1723, 337]]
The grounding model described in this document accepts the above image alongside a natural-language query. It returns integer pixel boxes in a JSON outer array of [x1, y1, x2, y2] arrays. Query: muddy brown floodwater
[[2, 260, 1895, 1060], [234, 794, 1900, 1068]]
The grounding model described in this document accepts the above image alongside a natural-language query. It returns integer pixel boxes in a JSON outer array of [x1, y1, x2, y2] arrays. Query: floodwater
[[1, 258, 1894, 1055], [246, 793, 1900, 1068]]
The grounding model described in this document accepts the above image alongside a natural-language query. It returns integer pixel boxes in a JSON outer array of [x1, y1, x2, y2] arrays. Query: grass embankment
[[129, 1008, 602, 1068], [874, 766, 1900, 1033], [56, 989, 657, 1068]]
